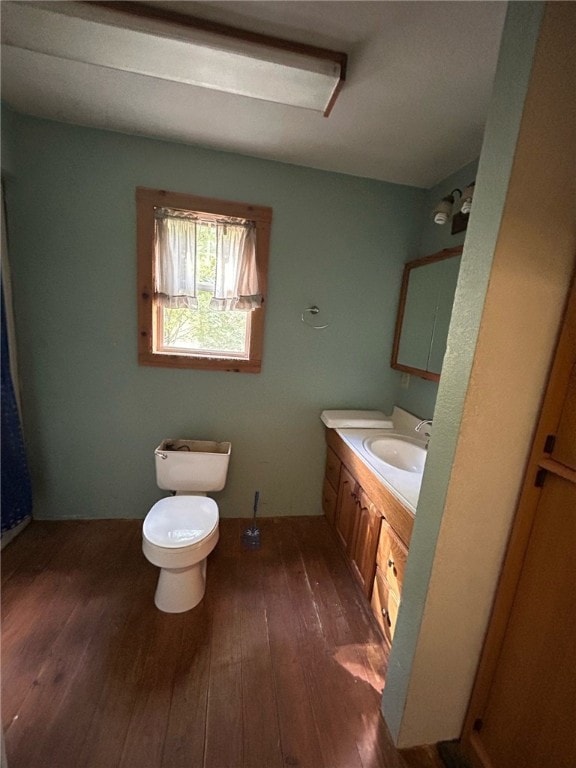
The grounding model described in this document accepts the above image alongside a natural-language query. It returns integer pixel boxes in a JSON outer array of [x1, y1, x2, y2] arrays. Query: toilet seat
[[143, 496, 218, 549]]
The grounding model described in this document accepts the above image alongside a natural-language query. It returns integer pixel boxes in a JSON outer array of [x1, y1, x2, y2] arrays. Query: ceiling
[[0, 1, 507, 188]]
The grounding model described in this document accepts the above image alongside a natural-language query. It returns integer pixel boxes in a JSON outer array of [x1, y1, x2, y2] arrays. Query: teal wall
[[392, 159, 478, 419], [3, 110, 425, 519]]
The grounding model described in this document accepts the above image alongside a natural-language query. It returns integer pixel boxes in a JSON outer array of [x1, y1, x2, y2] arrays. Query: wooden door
[[463, 280, 576, 768]]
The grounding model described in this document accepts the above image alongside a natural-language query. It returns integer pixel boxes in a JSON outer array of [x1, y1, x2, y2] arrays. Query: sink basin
[[363, 436, 426, 473]]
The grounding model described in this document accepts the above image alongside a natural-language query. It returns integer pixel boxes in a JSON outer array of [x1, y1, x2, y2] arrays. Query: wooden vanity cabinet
[[323, 428, 414, 647]]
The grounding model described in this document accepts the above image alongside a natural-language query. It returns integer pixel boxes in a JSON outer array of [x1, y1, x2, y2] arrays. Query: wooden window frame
[[136, 187, 272, 373]]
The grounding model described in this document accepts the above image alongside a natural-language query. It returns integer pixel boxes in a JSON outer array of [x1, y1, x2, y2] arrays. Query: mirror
[[391, 247, 462, 381]]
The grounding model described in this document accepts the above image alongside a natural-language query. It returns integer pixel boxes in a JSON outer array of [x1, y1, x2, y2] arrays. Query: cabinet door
[[376, 519, 408, 597], [351, 489, 382, 597], [322, 476, 338, 524], [335, 466, 358, 554], [325, 445, 342, 491], [371, 566, 400, 646]]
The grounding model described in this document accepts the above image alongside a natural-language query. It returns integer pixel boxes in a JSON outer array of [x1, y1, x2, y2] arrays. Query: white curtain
[[210, 223, 261, 311], [154, 210, 261, 311], [154, 215, 198, 309]]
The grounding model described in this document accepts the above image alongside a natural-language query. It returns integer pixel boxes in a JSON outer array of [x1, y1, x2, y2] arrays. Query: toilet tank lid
[[144, 496, 218, 548]]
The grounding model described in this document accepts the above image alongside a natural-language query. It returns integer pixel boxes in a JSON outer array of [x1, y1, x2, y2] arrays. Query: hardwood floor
[[1, 518, 441, 768]]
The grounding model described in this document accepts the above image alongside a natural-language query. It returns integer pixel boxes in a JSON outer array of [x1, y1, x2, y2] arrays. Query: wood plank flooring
[[1, 518, 442, 768]]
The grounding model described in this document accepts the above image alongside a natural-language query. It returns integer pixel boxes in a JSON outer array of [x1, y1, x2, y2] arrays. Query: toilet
[[142, 439, 231, 613]]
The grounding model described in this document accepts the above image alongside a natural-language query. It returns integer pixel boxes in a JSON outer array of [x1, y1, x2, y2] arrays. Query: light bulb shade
[[432, 195, 454, 225], [460, 182, 475, 215], [1, 1, 346, 115]]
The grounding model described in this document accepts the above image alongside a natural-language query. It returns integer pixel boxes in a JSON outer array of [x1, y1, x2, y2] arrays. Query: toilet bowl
[[143, 495, 219, 613], [142, 439, 231, 613]]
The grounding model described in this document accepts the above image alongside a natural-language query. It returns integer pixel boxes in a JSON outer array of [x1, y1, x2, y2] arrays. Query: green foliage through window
[[163, 294, 248, 354], [161, 222, 248, 356]]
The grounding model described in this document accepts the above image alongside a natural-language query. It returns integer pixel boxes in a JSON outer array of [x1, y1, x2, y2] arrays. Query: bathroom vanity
[[322, 416, 422, 648]]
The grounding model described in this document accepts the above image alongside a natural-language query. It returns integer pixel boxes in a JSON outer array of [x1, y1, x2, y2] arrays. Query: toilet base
[[154, 558, 207, 613]]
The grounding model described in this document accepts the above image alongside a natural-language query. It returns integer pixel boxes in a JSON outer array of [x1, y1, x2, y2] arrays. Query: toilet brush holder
[[242, 491, 261, 549]]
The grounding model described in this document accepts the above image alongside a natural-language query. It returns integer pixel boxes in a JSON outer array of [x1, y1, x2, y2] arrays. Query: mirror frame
[[391, 246, 463, 382]]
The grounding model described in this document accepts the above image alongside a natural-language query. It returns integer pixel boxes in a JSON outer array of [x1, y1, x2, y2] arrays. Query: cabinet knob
[[387, 558, 395, 569], [382, 608, 391, 626]]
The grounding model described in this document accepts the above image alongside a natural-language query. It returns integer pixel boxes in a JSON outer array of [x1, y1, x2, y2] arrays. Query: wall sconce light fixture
[[432, 189, 461, 225], [460, 182, 475, 214], [432, 181, 475, 234]]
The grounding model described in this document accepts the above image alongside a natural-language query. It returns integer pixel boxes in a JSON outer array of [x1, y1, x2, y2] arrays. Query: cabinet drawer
[[376, 519, 408, 596], [322, 476, 338, 524], [325, 446, 341, 491], [371, 566, 400, 646]]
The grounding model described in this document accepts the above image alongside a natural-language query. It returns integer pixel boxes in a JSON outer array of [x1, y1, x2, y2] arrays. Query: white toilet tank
[[154, 439, 231, 492]]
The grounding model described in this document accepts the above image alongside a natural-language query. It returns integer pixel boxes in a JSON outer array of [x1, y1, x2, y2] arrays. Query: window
[[137, 188, 272, 373]]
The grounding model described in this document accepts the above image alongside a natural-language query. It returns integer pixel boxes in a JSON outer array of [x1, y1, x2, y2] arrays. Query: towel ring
[[301, 305, 328, 329]]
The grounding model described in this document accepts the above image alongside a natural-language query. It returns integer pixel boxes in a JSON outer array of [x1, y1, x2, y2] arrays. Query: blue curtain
[[1, 277, 32, 537]]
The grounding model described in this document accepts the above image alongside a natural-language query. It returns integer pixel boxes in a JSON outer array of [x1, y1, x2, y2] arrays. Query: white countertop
[[332, 407, 428, 513]]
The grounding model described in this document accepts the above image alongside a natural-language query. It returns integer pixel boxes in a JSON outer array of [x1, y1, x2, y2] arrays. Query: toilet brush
[[242, 491, 261, 548]]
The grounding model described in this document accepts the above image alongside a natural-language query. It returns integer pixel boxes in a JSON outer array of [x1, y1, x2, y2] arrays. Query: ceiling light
[[2, 1, 347, 116]]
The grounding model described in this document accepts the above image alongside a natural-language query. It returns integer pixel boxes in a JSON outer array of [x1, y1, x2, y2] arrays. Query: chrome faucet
[[415, 419, 433, 446]]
